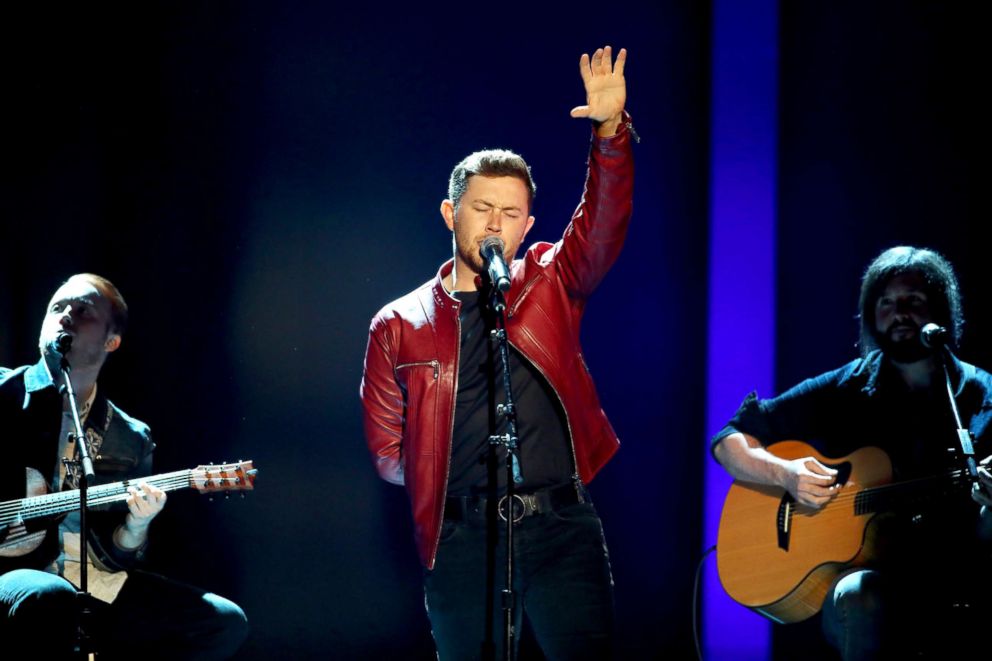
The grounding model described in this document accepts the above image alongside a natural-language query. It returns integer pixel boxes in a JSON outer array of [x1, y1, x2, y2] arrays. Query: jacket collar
[[848, 348, 967, 398], [24, 358, 56, 393], [23, 358, 111, 432], [432, 256, 531, 314], [431, 259, 461, 311]]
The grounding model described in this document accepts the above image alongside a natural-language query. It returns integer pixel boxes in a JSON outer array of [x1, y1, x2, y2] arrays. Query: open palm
[[570, 46, 627, 124]]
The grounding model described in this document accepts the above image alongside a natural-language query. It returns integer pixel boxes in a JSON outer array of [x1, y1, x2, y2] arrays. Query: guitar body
[[716, 441, 892, 623], [0, 467, 51, 558]]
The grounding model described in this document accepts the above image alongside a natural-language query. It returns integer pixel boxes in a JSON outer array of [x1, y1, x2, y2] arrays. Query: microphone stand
[[486, 283, 523, 661], [931, 342, 985, 626], [57, 352, 97, 660], [933, 345, 978, 482]]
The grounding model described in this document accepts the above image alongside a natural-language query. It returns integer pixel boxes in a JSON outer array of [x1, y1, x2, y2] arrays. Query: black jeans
[[424, 501, 614, 661]]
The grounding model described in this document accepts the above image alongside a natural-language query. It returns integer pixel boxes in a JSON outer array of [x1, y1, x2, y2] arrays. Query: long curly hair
[[857, 246, 963, 356]]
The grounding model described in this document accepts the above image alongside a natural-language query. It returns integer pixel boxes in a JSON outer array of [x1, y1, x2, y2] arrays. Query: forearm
[[556, 116, 634, 296], [113, 513, 151, 551], [713, 432, 788, 488], [368, 426, 405, 485], [361, 321, 406, 485]]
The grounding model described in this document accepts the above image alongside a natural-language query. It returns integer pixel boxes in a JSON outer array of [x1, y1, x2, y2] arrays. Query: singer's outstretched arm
[[553, 46, 634, 299]]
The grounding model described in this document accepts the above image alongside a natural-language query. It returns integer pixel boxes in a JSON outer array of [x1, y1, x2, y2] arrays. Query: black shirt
[[447, 289, 574, 498]]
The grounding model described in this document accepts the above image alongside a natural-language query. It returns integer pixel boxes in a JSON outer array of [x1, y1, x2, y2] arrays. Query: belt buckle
[[497, 494, 527, 523]]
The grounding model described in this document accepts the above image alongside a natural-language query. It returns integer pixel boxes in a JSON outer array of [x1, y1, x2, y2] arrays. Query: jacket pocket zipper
[[394, 360, 440, 380]]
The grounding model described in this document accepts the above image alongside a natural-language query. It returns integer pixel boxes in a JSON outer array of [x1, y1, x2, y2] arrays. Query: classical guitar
[[0, 460, 257, 559], [716, 441, 973, 624]]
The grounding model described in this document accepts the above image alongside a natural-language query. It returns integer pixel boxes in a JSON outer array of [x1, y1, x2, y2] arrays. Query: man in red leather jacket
[[361, 45, 634, 660]]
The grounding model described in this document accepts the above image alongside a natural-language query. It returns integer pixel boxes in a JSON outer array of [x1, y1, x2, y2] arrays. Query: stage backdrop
[[1, 2, 709, 658], [0, 2, 982, 659]]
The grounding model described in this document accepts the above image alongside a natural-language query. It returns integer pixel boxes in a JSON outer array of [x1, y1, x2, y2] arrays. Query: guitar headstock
[[190, 461, 257, 494]]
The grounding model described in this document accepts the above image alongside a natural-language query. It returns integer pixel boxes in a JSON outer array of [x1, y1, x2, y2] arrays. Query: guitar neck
[[855, 469, 972, 515], [0, 470, 194, 526]]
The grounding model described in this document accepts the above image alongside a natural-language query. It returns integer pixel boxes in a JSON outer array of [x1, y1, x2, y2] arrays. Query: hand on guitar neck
[[970, 456, 992, 537], [0, 461, 257, 564], [114, 482, 167, 550]]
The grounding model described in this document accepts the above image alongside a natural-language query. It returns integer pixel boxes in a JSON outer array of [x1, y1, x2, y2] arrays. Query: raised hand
[[570, 46, 627, 136]]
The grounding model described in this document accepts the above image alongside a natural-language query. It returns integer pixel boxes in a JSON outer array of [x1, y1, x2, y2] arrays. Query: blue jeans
[[0, 568, 247, 659], [822, 568, 988, 659], [424, 501, 614, 661]]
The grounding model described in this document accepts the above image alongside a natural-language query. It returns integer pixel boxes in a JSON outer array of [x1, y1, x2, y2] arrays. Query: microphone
[[480, 236, 511, 293], [54, 333, 73, 355], [921, 323, 949, 349]]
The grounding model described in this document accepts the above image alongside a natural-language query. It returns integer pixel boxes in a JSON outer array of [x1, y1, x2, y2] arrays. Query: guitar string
[[0, 472, 248, 514], [0, 470, 193, 510], [0, 475, 194, 523], [0, 483, 248, 525], [0, 465, 253, 514], [785, 469, 974, 519], [0, 470, 252, 525]]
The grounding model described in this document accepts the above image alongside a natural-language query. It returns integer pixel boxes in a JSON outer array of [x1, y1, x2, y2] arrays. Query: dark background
[[0, 2, 982, 658]]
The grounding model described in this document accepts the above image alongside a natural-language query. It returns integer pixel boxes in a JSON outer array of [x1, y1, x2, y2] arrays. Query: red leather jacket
[[361, 119, 634, 568]]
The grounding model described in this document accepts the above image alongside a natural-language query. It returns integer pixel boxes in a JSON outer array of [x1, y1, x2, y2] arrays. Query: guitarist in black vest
[[0, 274, 247, 659], [712, 247, 992, 659]]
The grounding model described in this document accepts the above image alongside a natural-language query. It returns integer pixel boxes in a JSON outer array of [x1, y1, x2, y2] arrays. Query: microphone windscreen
[[55, 333, 73, 354], [920, 323, 947, 349], [480, 236, 505, 256]]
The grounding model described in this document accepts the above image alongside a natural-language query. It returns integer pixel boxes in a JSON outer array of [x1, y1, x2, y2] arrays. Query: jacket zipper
[[506, 338, 581, 489], [504, 276, 579, 476], [394, 360, 439, 380], [626, 120, 640, 143], [430, 311, 461, 569]]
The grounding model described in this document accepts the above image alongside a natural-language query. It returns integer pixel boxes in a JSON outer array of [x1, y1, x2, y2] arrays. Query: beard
[[876, 323, 932, 363], [454, 233, 516, 275]]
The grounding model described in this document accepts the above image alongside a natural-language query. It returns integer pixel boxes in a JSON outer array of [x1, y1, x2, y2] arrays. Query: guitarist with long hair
[[712, 247, 992, 659], [0, 274, 248, 659]]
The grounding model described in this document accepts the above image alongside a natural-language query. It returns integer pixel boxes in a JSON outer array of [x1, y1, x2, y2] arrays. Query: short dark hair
[[857, 246, 963, 355], [67, 273, 129, 336], [447, 149, 536, 209]]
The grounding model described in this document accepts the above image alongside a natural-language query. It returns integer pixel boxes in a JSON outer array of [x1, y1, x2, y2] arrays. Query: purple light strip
[[704, 0, 778, 658]]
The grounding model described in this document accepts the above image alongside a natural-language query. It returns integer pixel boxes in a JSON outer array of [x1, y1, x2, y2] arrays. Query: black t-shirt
[[447, 289, 574, 498]]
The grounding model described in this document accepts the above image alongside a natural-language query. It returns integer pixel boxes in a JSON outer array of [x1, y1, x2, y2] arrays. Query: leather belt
[[444, 482, 588, 524]]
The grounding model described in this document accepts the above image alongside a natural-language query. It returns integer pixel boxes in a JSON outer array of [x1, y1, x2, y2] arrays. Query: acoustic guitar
[[0, 461, 257, 562], [716, 441, 973, 624]]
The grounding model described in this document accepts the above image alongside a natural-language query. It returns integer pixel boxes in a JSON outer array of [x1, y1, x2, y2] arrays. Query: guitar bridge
[[775, 460, 852, 552], [777, 493, 794, 551]]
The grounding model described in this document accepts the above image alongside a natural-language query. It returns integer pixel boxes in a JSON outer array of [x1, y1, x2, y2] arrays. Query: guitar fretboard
[[853, 469, 972, 515], [0, 470, 193, 527]]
